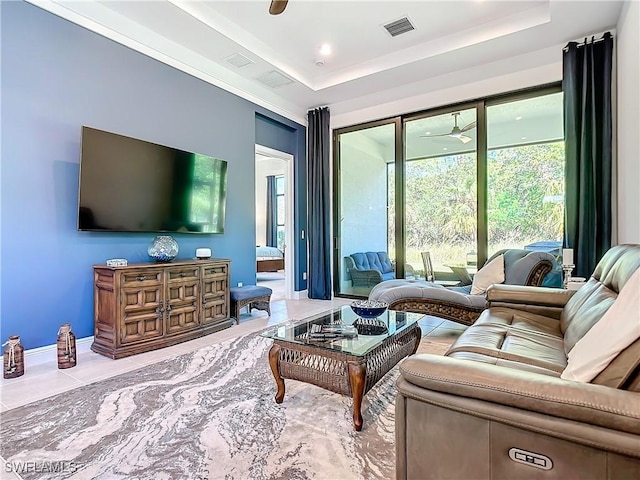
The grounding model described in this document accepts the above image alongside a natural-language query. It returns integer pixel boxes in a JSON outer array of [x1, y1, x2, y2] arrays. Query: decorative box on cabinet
[[92, 259, 231, 359]]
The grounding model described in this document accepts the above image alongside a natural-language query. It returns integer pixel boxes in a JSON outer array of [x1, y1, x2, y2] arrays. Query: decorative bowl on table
[[350, 300, 389, 319]]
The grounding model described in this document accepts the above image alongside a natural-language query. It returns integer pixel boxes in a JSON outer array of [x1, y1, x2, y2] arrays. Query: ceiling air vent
[[225, 53, 254, 68], [383, 16, 415, 37], [255, 70, 294, 89]]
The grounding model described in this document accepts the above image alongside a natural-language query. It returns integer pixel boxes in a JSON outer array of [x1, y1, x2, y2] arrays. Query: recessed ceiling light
[[443, 147, 448, 151], [319, 43, 332, 56], [516, 116, 523, 120], [521, 136, 527, 140], [425, 131, 431, 135]]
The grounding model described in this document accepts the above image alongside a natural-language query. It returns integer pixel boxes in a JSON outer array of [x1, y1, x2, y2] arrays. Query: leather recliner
[[396, 244, 640, 480]]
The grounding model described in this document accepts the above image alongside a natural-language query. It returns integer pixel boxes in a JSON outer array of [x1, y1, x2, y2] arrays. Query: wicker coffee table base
[[268, 322, 421, 431]]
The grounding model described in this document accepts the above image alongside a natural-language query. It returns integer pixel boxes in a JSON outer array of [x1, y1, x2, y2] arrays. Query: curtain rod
[[563, 32, 613, 51]]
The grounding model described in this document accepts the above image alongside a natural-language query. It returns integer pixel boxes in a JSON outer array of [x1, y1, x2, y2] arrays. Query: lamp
[[562, 248, 574, 289]]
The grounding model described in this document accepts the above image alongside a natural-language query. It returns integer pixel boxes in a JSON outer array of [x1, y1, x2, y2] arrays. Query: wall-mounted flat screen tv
[[78, 126, 228, 234]]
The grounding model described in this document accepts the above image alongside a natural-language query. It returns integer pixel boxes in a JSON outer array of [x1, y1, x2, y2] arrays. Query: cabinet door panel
[[166, 304, 199, 334], [202, 297, 227, 324], [121, 313, 163, 344], [120, 286, 163, 344], [201, 264, 228, 324], [166, 280, 200, 334]]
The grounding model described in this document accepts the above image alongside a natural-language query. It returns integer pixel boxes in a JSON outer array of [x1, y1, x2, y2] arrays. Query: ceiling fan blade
[[458, 135, 473, 144], [461, 121, 476, 133], [420, 132, 451, 138], [269, 0, 288, 15]]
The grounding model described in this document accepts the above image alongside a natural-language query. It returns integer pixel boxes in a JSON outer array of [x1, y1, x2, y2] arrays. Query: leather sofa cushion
[[473, 306, 563, 337], [561, 245, 640, 354], [560, 279, 616, 354], [563, 269, 640, 383], [446, 308, 567, 373], [446, 350, 561, 377]]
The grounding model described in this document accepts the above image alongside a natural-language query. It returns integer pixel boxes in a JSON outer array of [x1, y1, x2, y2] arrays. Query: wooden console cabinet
[[92, 259, 231, 359]]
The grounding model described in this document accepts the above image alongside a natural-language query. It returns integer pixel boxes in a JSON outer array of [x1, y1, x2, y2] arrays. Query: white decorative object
[[196, 248, 211, 259], [562, 248, 574, 266], [106, 258, 128, 267], [562, 269, 640, 382], [470, 254, 505, 295]]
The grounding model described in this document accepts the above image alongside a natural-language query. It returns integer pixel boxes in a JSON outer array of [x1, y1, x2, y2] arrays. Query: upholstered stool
[[230, 285, 272, 324]]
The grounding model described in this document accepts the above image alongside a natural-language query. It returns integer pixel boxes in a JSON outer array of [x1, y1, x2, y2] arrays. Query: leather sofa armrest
[[486, 284, 575, 308], [399, 354, 640, 435]]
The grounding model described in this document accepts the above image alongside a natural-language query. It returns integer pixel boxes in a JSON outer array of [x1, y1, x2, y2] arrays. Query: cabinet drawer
[[121, 270, 163, 286], [167, 266, 200, 282], [202, 264, 228, 278]]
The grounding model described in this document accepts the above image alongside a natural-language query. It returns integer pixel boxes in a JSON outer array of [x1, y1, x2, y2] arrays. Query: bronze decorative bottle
[[3, 335, 25, 379], [57, 323, 77, 369]]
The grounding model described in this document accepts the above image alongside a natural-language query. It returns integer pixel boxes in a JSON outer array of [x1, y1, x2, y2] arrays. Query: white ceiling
[[30, 0, 624, 124]]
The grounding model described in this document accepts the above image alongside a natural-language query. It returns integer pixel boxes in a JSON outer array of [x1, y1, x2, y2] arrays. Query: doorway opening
[[255, 144, 295, 300]]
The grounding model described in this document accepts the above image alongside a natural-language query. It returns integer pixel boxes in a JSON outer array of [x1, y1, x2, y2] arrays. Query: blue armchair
[[345, 251, 396, 287]]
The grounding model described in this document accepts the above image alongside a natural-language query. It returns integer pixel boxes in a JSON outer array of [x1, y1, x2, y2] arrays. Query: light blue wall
[[0, 1, 306, 349]]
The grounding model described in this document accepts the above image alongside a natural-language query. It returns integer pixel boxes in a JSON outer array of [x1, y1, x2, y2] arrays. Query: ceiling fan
[[269, 0, 288, 15], [421, 112, 476, 144]]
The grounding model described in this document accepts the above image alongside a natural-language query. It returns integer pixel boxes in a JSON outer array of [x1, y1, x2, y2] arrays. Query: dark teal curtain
[[307, 107, 332, 299], [563, 32, 613, 277], [266, 175, 277, 247]]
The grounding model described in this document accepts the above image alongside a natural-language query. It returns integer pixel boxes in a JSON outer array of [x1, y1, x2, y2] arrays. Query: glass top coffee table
[[261, 305, 423, 431]]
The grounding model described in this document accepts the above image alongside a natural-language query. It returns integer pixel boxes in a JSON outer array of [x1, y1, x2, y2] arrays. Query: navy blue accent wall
[[0, 2, 306, 349], [255, 113, 308, 292]]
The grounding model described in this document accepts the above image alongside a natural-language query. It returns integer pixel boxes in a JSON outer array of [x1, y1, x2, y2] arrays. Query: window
[[486, 92, 564, 257], [275, 175, 285, 251], [334, 85, 564, 297]]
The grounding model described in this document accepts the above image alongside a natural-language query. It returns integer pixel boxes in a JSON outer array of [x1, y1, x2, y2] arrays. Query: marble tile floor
[[0, 297, 354, 412], [0, 298, 466, 478], [0, 297, 464, 478], [257, 271, 286, 301], [0, 298, 465, 412]]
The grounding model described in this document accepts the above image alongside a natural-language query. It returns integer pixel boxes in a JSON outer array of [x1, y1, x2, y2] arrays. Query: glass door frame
[[332, 117, 401, 298], [402, 100, 487, 272], [332, 82, 562, 298]]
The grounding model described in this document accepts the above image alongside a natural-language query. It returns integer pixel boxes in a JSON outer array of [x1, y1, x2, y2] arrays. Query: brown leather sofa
[[396, 244, 640, 480]]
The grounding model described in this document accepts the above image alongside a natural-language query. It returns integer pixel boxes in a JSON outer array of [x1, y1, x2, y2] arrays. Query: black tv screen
[[78, 126, 228, 234]]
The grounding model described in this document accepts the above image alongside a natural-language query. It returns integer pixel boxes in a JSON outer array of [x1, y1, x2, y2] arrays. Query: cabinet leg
[[347, 361, 366, 431], [268, 344, 285, 403]]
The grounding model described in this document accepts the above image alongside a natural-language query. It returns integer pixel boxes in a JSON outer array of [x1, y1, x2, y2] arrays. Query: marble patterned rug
[[0, 330, 452, 480]]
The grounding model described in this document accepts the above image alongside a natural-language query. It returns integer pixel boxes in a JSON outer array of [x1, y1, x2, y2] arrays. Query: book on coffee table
[[307, 324, 358, 340]]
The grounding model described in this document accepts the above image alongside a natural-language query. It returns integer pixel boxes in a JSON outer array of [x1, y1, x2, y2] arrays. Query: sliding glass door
[[486, 92, 565, 257], [333, 85, 564, 297], [404, 107, 478, 282], [334, 121, 397, 297]]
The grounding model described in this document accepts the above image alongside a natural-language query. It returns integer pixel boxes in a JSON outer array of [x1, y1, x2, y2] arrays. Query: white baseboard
[[292, 289, 308, 300], [24, 336, 94, 366]]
